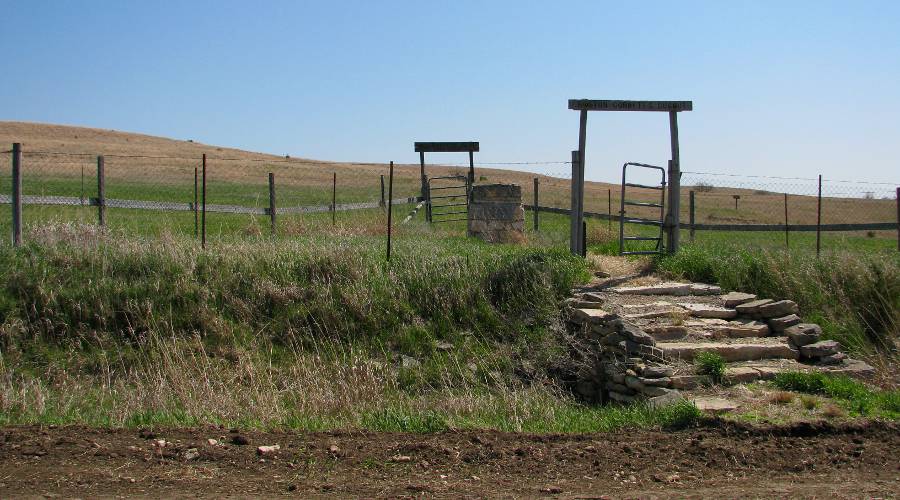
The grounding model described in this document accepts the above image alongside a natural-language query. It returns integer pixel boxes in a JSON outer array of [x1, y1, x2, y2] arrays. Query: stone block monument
[[467, 184, 525, 243]]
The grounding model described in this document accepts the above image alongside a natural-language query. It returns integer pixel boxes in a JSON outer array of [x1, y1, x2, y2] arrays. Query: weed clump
[[695, 351, 726, 384]]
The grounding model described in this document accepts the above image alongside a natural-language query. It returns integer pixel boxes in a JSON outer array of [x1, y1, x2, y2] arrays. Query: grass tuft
[[769, 391, 795, 405], [695, 351, 726, 384]]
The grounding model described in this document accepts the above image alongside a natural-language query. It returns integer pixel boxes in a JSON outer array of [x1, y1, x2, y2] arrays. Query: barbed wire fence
[[2, 146, 421, 246], [3, 144, 898, 254], [681, 171, 899, 253]]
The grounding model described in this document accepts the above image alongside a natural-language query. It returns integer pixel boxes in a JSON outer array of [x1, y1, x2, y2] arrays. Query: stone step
[[678, 302, 737, 319], [666, 318, 770, 338], [645, 325, 689, 341], [608, 282, 721, 297], [643, 322, 770, 343], [691, 396, 739, 414], [721, 291, 757, 307], [571, 308, 617, 324], [669, 358, 877, 390], [657, 338, 799, 363]]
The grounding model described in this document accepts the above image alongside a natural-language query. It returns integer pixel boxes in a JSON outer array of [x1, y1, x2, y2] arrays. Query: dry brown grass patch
[[769, 391, 795, 405], [822, 404, 847, 418], [585, 254, 651, 278]]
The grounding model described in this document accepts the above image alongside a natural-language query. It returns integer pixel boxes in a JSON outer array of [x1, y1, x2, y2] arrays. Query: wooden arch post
[[567, 99, 693, 256], [414, 141, 480, 200]]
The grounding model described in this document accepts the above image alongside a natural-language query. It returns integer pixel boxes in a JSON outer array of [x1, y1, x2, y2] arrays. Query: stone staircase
[[565, 275, 875, 409]]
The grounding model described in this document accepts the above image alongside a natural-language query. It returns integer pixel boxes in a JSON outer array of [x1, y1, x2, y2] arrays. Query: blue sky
[[2, 1, 899, 185]]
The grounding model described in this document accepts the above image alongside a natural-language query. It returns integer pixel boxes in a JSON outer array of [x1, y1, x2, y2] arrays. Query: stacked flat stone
[[728, 294, 802, 333], [567, 299, 682, 407], [565, 281, 870, 408], [784, 324, 846, 365]]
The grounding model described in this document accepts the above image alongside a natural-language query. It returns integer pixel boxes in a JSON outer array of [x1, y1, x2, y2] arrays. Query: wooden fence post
[[419, 151, 426, 201], [468, 150, 475, 191], [387, 162, 394, 261], [582, 220, 587, 257], [784, 193, 789, 249], [194, 167, 199, 238], [667, 110, 682, 255], [97, 155, 105, 227], [816, 174, 822, 257], [11, 143, 22, 246], [201, 154, 207, 249], [570, 150, 583, 256], [533, 177, 539, 231], [268, 172, 276, 236], [689, 190, 695, 242], [332, 172, 336, 226]]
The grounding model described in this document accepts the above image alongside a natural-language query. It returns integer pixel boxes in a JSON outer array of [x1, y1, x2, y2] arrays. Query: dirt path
[[1, 421, 897, 498]]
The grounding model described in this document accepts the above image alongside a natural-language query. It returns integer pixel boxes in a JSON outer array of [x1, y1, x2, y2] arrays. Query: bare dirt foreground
[[0, 421, 897, 499]]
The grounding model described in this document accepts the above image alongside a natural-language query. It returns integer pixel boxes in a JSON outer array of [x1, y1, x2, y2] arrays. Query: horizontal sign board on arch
[[568, 100, 693, 112], [414, 142, 480, 153]]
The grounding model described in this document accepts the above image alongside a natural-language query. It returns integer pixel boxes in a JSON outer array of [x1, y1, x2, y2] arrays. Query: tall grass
[[0, 334, 701, 432], [6, 222, 697, 432], [657, 243, 900, 365], [0, 223, 586, 351]]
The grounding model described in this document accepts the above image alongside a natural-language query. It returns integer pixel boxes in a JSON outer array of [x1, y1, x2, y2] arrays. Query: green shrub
[[695, 351, 726, 384]]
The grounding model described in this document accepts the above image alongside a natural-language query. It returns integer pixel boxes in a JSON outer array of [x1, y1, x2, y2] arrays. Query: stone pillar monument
[[467, 184, 525, 243]]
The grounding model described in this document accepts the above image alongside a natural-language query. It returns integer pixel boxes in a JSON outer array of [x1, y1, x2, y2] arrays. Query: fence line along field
[[1, 121, 898, 247]]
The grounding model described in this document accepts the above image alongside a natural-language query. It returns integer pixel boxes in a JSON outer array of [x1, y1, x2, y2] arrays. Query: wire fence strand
[[2, 148, 898, 251]]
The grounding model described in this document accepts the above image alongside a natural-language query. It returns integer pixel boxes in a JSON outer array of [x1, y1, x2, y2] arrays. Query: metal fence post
[[194, 167, 199, 238], [97, 155, 105, 227], [380, 174, 385, 210], [689, 190, 695, 242], [896, 187, 899, 252], [816, 174, 822, 257], [11, 143, 22, 246], [607, 188, 612, 230], [387, 161, 394, 261], [332, 172, 336, 226], [425, 178, 432, 223], [201, 154, 207, 248], [533, 177, 539, 231], [268, 172, 276, 236]]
